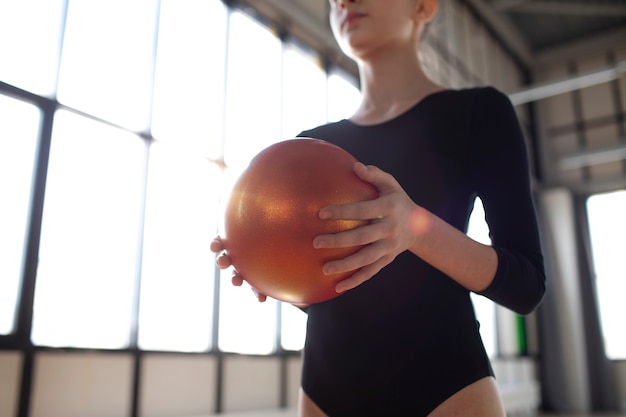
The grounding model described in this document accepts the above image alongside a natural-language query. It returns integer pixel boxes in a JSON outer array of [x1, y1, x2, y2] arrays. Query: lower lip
[[344, 15, 364, 30]]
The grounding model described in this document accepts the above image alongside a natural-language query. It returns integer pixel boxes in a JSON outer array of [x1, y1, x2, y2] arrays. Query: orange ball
[[222, 138, 378, 304]]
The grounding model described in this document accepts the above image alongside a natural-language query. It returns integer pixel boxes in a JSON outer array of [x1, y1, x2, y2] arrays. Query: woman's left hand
[[313, 162, 427, 293]]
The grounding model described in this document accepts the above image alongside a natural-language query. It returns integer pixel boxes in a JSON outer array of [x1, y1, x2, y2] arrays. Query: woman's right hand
[[210, 236, 267, 302]]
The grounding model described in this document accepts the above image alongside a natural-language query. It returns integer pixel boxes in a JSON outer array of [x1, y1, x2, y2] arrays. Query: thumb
[[353, 162, 395, 193]]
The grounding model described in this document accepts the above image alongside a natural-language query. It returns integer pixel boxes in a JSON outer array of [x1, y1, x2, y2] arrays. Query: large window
[[0, 0, 361, 355], [137, 143, 220, 352], [137, 0, 229, 353], [32, 110, 146, 349], [56, 0, 158, 131], [587, 190, 626, 360]]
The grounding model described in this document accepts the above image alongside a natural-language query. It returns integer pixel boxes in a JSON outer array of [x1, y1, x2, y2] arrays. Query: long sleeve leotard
[[297, 87, 546, 416]]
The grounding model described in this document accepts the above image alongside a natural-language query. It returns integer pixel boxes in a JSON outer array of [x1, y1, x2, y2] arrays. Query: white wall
[[0, 351, 300, 417], [1, 350, 543, 417], [0, 352, 22, 417], [30, 352, 134, 417], [139, 354, 218, 417]]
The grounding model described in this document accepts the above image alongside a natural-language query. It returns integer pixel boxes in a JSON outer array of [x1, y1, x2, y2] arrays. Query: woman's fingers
[[335, 256, 389, 293], [230, 265, 267, 302], [318, 164, 399, 222], [231, 272, 244, 286], [322, 238, 394, 275], [314, 162, 422, 292], [353, 162, 398, 194], [210, 236, 224, 253], [216, 251, 232, 269], [212, 236, 234, 269], [314, 218, 385, 249], [251, 287, 268, 303]]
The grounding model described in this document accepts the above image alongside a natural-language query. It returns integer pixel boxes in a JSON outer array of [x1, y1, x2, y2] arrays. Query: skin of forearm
[[408, 206, 498, 293]]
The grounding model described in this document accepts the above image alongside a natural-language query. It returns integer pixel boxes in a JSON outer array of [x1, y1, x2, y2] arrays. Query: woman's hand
[[314, 162, 499, 295], [210, 236, 267, 302], [313, 162, 425, 293]]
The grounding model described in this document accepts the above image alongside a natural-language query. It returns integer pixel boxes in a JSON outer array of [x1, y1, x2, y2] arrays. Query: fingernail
[[313, 238, 327, 249], [319, 210, 331, 219], [324, 265, 337, 275]]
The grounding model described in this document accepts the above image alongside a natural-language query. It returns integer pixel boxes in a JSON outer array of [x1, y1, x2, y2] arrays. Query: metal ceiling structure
[[466, 0, 626, 98], [465, 0, 626, 67], [469, 0, 626, 193]]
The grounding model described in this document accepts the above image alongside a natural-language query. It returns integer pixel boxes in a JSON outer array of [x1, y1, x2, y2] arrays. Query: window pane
[[0, 95, 41, 335], [281, 44, 327, 138], [587, 190, 626, 360], [218, 11, 279, 353], [223, 11, 282, 170], [151, 0, 228, 158], [218, 271, 278, 355], [56, 0, 158, 131], [137, 142, 219, 352], [0, 0, 65, 96], [280, 303, 307, 351], [32, 110, 145, 349], [327, 72, 360, 122], [467, 197, 497, 358]]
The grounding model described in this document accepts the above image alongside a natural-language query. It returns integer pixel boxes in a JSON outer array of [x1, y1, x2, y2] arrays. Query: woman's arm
[[314, 88, 546, 315], [313, 162, 498, 294]]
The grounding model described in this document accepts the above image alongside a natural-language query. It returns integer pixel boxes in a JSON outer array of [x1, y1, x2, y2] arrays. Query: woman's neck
[[350, 46, 441, 126]]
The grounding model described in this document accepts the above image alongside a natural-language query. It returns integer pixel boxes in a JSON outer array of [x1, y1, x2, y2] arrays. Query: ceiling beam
[[505, 1, 626, 17], [490, 0, 531, 11], [559, 143, 626, 170], [508, 60, 626, 105], [570, 175, 626, 195], [463, 0, 535, 69], [534, 27, 626, 67]]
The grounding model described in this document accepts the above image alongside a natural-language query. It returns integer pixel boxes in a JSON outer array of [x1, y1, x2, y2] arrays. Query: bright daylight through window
[[0, 96, 40, 335], [587, 190, 626, 360]]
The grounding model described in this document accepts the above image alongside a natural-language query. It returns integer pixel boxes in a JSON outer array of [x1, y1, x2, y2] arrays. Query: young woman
[[212, 0, 546, 415]]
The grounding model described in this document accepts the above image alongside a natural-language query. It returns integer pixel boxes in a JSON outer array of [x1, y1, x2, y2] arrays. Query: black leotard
[[297, 87, 546, 416]]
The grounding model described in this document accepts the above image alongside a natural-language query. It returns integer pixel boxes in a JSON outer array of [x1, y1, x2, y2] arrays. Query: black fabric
[[297, 87, 546, 416]]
